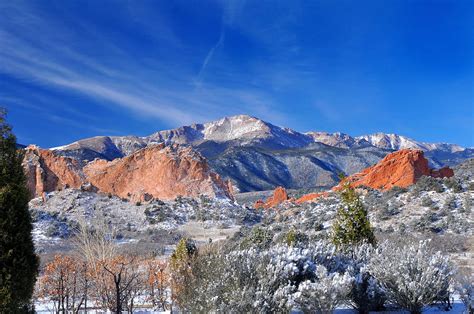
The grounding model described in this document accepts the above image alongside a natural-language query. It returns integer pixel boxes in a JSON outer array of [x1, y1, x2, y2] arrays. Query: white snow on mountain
[[357, 133, 465, 153]]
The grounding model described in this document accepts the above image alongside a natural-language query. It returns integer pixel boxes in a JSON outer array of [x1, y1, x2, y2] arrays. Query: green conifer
[[331, 181, 376, 248], [0, 110, 39, 312]]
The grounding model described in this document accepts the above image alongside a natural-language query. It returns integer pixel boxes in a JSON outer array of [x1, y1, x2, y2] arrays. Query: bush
[[414, 176, 445, 193], [376, 202, 401, 221], [173, 241, 356, 313], [240, 226, 274, 249], [384, 186, 407, 199], [292, 265, 353, 313], [331, 182, 376, 248], [463, 195, 472, 213], [455, 272, 474, 314], [421, 196, 434, 207], [444, 178, 463, 193], [369, 240, 453, 314], [443, 196, 457, 211], [284, 229, 308, 246]]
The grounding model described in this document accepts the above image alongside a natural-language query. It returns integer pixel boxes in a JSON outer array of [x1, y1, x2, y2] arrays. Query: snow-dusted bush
[[344, 243, 386, 313], [369, 240, 454, 314], [254, 243, 353, 312], [254, 245, 317, 311], [177, 241, 354, 313], [455, 272, 474, 314], [414, 176, 445, 194], [292, 265, 353, 314]]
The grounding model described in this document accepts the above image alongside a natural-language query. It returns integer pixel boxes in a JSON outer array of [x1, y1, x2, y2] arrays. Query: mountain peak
[[203, 115, 271, 142], [356, 133, 465, 153]]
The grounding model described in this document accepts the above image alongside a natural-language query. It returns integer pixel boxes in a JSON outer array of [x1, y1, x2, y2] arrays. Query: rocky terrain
[[338, 149, 454, 190], [46, 115, 473, 192], [23, 143, 233, 202], [21, 115, 472, 280], [30, 189, 259, 256], [29, 144, 472, 268], [237, 157, 473, 272], [253, 149, 455, 206]]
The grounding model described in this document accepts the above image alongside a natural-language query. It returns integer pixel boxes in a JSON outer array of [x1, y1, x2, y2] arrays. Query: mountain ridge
[[50, 114, 469, 155], [44, 115, 473, 192]]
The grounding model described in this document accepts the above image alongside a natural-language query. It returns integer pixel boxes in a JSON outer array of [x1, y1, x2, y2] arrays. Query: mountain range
[[47, 115, 473, 192]]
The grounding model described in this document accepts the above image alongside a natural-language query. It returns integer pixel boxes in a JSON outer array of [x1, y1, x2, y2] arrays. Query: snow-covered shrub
[[255, 243, 352, 312], [284, 228, 309, 246], [455, 272, 474, 314], [292, 265, 353, 314], [444, 177, 464, 193], [254, 245, 317, 311], [421, 196, 434, 207], [344, 243, 386, 313], [414, 176, 445, 194], [369, 240, 454, 314], [239, 226, 274, 249], [178, 241, 355, 313]]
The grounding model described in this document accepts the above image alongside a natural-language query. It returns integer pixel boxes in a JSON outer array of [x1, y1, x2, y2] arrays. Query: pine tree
[[169, 238, 197, 311], [331, 181, 376, 249], [0, 110, 39, 312]]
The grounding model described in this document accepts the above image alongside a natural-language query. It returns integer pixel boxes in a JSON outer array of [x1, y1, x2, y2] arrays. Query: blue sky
[[1, 0, 473, 148]]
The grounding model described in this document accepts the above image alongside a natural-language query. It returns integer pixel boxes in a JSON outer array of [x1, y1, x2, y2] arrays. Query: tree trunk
[[115, 274, 121, 314]]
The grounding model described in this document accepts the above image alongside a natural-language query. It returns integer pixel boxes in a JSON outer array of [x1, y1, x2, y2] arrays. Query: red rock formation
[[335, 149, 454, 191], [254, 186, 289, 209], [22, 145, 84, 199], [84, 144, 233, 201], [431, 167, 454, 178], [23, 144, 233, 201], [295, 191, 329, 204]]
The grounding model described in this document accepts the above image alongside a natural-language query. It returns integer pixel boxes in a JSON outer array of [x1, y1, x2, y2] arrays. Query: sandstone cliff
[[83, 144, 233, 201], [23, 144, 233, 201], [254, 186, 289, 209], [23, 145, 84, 199], [336, 149, 454, 191]]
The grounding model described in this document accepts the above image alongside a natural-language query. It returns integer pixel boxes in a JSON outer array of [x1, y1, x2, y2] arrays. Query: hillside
[[46, 115, 472, 192]]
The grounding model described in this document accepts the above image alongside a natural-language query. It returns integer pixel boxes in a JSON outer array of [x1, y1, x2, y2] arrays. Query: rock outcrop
[[337, 149, 454, 191], [23, 145, 84, 199], [254, 186, 289, 209], [295, 191, 329, 204], [83, 144, 233, 202], [23, 144, 233, 201]]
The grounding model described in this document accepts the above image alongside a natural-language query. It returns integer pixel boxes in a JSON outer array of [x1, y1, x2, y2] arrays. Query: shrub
[[292, 265, 353, 314], [285, 229, 308, 246], [421, 196, 434, 207], [331, 182, 376, 248], [240, 226, 274, 249], [444, 178, 463, 193], [369, 240, 453, 314], [376, 202, 401, 221], [444, 196, 457, 211], [384, 186, 407, 199], [455, 272, 474, 314], [463, 195, 472, 213], [414, 176, 445, 193]]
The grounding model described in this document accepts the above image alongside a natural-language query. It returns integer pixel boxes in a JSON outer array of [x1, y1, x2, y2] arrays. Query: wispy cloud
[[0, 1, 293, 134], [194, 28, 225, 89]]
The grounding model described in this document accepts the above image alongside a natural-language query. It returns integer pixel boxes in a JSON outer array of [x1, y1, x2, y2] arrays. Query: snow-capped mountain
[[305, 132, 370, 149], [148, 115, 312, 148], [357, 133, 465, 153], [47, 115, 473, 192]]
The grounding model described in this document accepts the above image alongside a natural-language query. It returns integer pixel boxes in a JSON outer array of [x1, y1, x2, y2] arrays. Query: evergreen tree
[[0, 110, 39, 312], [331, 181, 376, 249], [169, 238, 197, 310]]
